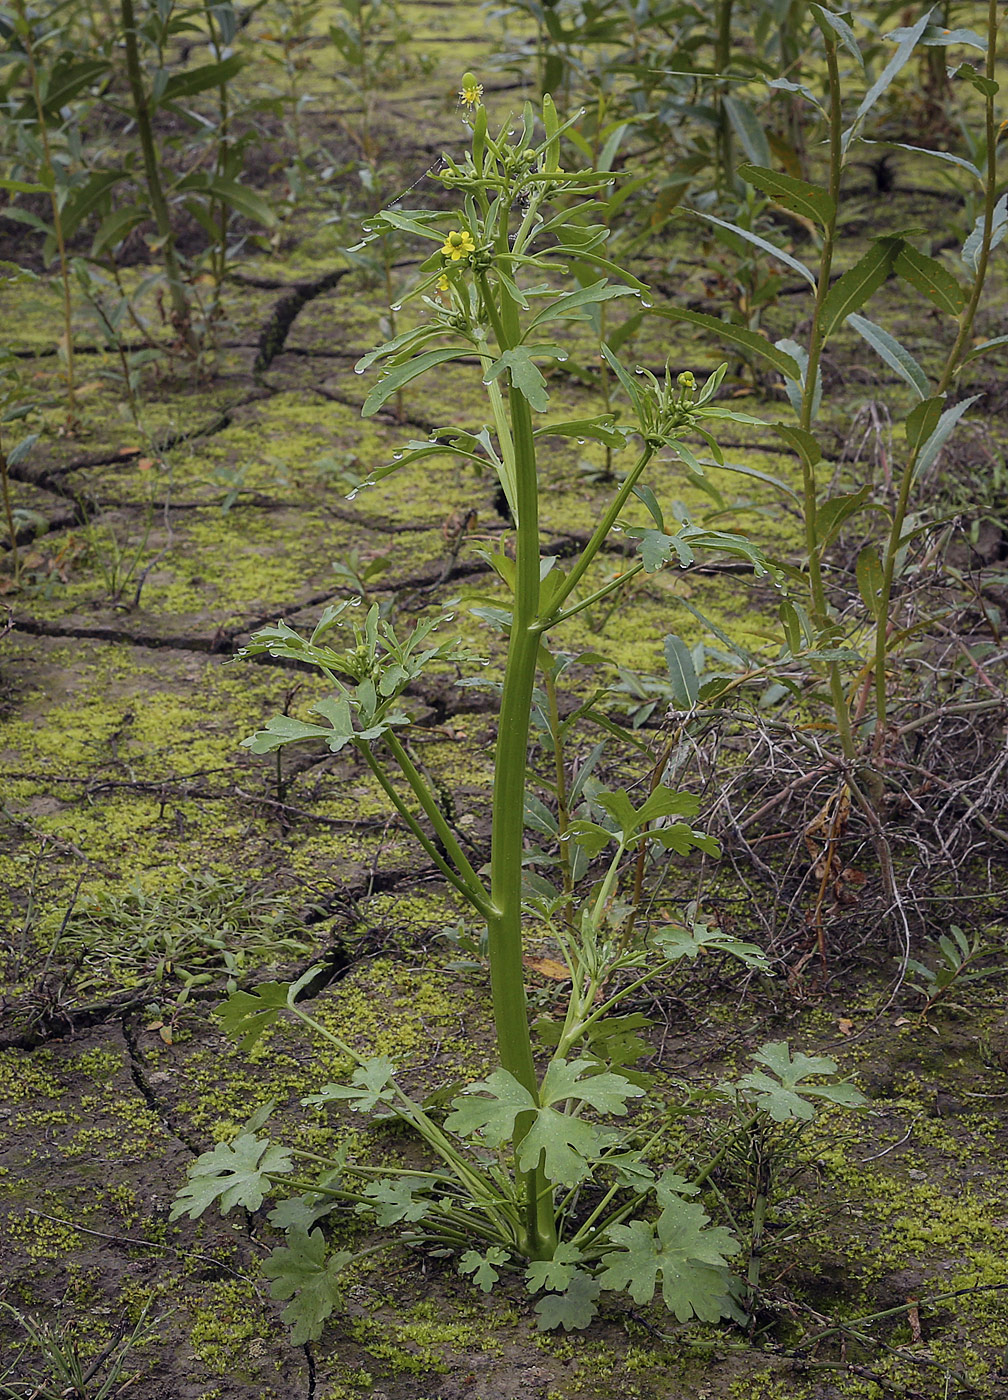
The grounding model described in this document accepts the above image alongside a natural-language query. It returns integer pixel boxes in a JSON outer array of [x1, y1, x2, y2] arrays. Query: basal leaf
[[459, 1247, 510, 1292], [526, 1242, 584, 1294], [217, 981, 292, 1050], [262, 1227, 352, 1345], [516, 1105, 613, 1186], [599, 1200, 739, 1322], [304, 1056, 399, 1113], [357, 1178, 430, 1225], [171, 1132, 293, 1220], [534, 1270, 601, 1330], [538, 1058, 644, 1114], [652, 921, 769, 971], [445, 1070, 536, 1146], [734, 1040, 866, 1121]]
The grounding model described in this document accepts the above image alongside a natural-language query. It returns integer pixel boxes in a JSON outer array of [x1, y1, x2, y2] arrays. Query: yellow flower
[[459, 72, 483, 108], [437, 274, 450, 292], [441, 229, 475, 261]]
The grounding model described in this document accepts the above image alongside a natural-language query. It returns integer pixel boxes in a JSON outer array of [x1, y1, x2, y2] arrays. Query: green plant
[[2, 1, 104, 428], [64, 869, 314, 1006], [906, 925, 1008, 1017], [0, 1297, 160, 1400], [662, 4, 1005, 798], [174, 83, 862, 1339]]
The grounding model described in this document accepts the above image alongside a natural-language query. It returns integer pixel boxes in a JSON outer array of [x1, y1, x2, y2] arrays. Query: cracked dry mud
[[3, 8, 1008, 1399]]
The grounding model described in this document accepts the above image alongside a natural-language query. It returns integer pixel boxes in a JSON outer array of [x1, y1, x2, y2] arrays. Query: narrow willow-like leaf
[[772, 422, 821, 469], [722, 96, 771, 167], [820, 239, 901, 339], [913, 395, 981, 482], [663, 635, 699, 708], [856, 545, 885, 620], [694, 212, 817, 288], [737, 165, 835, 228], [843, 10, 933, 151], [894, 245, 965, 315], [847, 313, 929, 400], [652, 308, 801, 380], [904, 396, 944, 456]]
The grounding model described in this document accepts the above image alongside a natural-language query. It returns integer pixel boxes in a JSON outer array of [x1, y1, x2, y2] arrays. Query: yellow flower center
[[440, 229, 475, 261]]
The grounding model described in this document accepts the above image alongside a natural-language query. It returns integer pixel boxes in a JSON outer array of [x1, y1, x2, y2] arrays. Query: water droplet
[[444, 612, 455, 621], [390, 303, 402, 312], [641, 299, 653, 308], [480, 658, 490, 666], [354, 365, 365, 374], [349, 596, 362, 606], [393, 451, 403, 460], [346, 489, 358, 500], [579, 107, 586, 116], [635, 366, 645, 375], [576, 438, 585, 445], [557, 351, 568, 361]]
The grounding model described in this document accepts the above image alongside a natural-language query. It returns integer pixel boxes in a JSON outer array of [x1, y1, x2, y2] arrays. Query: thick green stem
[[119, 0, 195, 348], [872, 0, 1001, 740], [484, 272, 557, 1255], [543, 669, 573, 903]]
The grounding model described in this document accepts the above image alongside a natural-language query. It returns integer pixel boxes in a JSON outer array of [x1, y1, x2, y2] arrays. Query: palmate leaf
[[598, 1198, 740, 1322], [446, 1061, 640, 1186], [626, 525, 769, 576], [444, 1068, 536, 1145], [303, 1056, 399, 1113], [459, 1247, 510, 1292], [652, 921, 768, 971], [734, 1041, 865, 1122], [170, 1132, 294, 1220], [217, 980, 292, 1050], [534, 1270, 601, 1331], [525, 1242, 584, 1294], [357, 1178, 430, 1226], [484, 346, 557, 411], [262, 1227, 352, 1345]]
